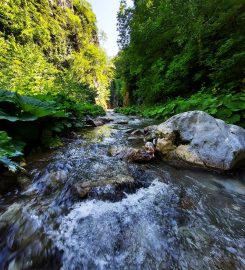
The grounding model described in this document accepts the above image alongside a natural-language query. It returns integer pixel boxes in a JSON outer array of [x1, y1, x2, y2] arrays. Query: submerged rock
[[72, 174, 136, 201], [177, 197, 196, 210], [151, 111, 245, 171]]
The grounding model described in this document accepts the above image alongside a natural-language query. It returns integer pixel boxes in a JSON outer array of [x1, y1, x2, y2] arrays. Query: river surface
[[0, 112, 245, 270]]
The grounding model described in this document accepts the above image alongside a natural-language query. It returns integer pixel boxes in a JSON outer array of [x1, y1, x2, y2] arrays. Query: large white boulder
[[154, 111, 245, 170]]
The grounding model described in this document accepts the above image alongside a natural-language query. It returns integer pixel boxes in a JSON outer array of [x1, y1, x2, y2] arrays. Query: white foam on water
[[49, 180, 176, 270]]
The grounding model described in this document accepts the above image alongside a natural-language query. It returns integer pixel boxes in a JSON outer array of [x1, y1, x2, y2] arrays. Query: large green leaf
[[0, 131, 23, 158], [0, 89, 20, 105], [19, 95, 67, 118], [0, 131, 23, 171], [0, 110, 38, 122], [0, 89, 67, 120]]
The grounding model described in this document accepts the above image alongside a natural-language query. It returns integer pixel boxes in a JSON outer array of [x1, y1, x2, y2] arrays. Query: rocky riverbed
[[0, 111, 245, 270]]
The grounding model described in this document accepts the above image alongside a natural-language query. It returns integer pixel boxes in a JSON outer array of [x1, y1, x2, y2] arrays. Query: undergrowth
[[115, 92, 245, 127], [0, 89, 105, 172]]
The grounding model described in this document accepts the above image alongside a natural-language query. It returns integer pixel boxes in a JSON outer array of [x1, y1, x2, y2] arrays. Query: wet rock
[[115, 120, 129, 125], [26, 166, 70, 196], [17, 176, 32, 190], [97, 117, 113, 123], [86, 116, 104, 127], [150, 111, 245, 171], [125, 128, 135, 134], [73, 185, 91, 199], [118, 142, 155, 163], [0, 168, 23, 194], [107, 145, 125, 157], [144, 125, 158, 134], [130, 129, 144, 136], [144, 125, 159, 142], [69, 131, 81, 139], [177, 197, 196, 210], [0, 203, 62, 270], [72, 174, 136, 201]]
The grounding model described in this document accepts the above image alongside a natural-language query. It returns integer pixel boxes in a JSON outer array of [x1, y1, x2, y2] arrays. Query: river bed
[[0, 112, 245, 270]]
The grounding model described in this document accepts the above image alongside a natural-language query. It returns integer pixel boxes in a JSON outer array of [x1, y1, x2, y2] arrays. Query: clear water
[[0, 112, 244, 270]]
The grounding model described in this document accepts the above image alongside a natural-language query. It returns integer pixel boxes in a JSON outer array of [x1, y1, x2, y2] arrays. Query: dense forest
[[0, 0, 244, 172], [114, 0, 244, 126], [0, 0, 112, 171], [0, 0, 113, 105]]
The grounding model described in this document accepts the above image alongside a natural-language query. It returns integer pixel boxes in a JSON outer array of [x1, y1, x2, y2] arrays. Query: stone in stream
[[115, 119, 129, 125], [85, 116, 104, 127], [144, 125, 159, 142], [0, 203, 62, 269], [130, 129, 144, 136], [72, 174, 136, 201], [17, 175, 32, 190], [146, 111, 245, 171], [69, 131, 81, 139], [177, 197, 196, 210], [97, 116, 113, 123], [118, 142, 156, 163]]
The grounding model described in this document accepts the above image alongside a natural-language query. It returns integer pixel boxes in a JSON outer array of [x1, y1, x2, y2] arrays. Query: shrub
[[115, 92, 245, 127]]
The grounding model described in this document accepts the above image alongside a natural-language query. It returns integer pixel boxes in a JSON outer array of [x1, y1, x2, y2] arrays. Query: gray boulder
[[153, 111, 245, 171]]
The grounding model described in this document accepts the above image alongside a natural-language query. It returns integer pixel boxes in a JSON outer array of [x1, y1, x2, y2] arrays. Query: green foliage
[[0, 89, 67, 121], [35, 92, 105, 117], [0, 131, 23, 172], [115, 92, 245, 127], [74, 103, 105, 117], [115, 0, 244, 105], [117, 0, 133, 49], [0, 89, 105, 171], [0, 0, 113, 106], [71, 44, 114, 108]]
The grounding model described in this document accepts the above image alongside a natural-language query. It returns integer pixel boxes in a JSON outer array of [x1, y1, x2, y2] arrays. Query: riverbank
[[115, 91, 245, 128]]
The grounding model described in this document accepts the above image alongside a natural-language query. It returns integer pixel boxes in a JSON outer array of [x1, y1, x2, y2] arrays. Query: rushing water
[[0, 112, 245, 270]]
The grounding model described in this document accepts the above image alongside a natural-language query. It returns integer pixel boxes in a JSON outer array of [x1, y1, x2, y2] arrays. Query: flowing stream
[[0, 112, 245, 270]]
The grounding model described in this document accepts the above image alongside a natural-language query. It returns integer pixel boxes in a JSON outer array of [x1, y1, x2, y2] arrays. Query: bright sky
[[87, 0, 133, 57]]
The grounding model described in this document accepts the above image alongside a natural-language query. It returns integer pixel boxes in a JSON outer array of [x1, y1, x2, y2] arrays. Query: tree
[[115, 0, 245, 105]]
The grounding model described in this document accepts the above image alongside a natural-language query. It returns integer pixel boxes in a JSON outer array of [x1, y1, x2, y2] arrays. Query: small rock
[[86, 116, 104, 127], [72, 185, 91, 199], [69, 131, 81, 139], [178, 197, 196, 210], [72, 175, 136, 201], [116, 120, 129, 125], [107, 145, 124, 157], [17, 176, 32, 190], [144, 125, 159, 142], [97, 117, 113, 123], [130, 129, 144, 136], [125, 129, 135, 134], [118, 142, 156, 163], [144, 125, 158, 135]]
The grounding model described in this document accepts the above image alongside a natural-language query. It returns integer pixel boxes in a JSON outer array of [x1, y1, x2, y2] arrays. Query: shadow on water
[[0, 111, 244, 269]]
